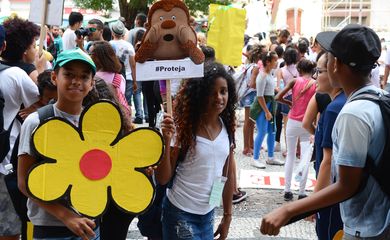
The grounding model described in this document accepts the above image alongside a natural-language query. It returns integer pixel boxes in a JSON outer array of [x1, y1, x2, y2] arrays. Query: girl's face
[[266, 55, 278, 70], [206, 77, 229, 115], [315, 54, 331, 93]]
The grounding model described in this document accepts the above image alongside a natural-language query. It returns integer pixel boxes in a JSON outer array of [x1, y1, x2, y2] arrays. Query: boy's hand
[[214, 215, 232, 240], [161, 114, 174, 141], [62, 214, 96, 240], [260, 206, 291, 236]]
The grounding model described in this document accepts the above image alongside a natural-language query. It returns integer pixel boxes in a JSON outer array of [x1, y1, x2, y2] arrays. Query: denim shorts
[[162, 197, 214, 240], [239, 91, 256, 108], [280, 94, 292, 115]]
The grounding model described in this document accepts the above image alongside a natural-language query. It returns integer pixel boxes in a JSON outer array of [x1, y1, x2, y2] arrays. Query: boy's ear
[[51, 71, 57, 86]]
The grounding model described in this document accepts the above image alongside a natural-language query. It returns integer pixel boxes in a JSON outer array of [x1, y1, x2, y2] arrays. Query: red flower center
[[79, 149, 112, 180]]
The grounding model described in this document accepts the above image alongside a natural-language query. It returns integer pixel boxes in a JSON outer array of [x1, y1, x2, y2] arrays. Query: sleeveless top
[[289, 76, 316, 121]]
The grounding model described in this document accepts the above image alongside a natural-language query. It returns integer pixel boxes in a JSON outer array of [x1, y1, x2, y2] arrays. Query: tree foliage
[[73, 0, 113, 16], [73, 0, 233, 26]]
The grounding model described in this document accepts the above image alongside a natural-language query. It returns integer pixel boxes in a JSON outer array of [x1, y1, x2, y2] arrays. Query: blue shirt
[[332, 85, 390, 237], [315, 92, 346, 175]]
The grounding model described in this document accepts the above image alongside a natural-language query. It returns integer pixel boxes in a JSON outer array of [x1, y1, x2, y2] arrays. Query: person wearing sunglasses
[[84, 19, 104, 54]]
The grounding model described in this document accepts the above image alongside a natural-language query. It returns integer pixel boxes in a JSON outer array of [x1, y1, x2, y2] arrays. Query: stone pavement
[[126, 109, 317, 239]]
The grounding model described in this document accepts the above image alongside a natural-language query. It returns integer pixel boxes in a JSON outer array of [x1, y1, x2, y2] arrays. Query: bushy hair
[[249, 44, 266, 64], [90, 41, 122, 73], [173, 62, 237, 154], [297, 58, 316, 74], [1, 16, 40, 62], [283, 48, 298, 66], [69, 12, 83, 26], [261, 51, 278, 67]]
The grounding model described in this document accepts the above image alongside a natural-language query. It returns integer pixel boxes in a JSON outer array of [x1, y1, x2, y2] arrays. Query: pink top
[[95, 71, 126, 95], [288, 76, 316, 122]]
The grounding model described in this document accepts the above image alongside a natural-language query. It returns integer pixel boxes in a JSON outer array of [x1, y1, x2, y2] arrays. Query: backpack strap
[[37, 104, 55, 123]]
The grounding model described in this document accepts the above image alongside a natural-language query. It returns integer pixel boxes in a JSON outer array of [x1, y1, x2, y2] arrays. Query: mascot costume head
[[135, 0, 205, 64]]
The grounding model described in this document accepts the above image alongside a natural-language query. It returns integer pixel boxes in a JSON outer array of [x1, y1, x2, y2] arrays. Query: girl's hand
[[144, 166, 157, 177], [161, 114, 175, 141], [265, 112, 272, 121], [214, 215, 232, 240], [260, 206, 291, 236]]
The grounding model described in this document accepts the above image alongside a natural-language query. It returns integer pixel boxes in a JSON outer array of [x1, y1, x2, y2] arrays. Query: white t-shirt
[[167, 119, 230, 215], [110, 40, 135, 80], [0, 67, 39, 174], [62, 28, 77, 51], [18, 104, 80, 226]]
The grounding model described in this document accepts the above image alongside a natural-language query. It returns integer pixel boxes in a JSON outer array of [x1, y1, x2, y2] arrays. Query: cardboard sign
[[27, 101, 163, 217], [29, 0, 64, 26], [136, 59, 204, 81]]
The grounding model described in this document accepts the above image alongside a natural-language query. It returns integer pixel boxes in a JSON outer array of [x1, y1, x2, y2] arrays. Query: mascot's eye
[[171, 16, 176, 20], [159, 16, 164, 21]]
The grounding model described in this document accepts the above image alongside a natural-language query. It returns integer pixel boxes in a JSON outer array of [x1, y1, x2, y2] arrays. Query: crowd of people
[[0, 7, 389, 240]]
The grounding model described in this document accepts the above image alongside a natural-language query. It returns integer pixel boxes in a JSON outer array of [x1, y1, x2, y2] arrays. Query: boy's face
[[52, 61, 94, 104]]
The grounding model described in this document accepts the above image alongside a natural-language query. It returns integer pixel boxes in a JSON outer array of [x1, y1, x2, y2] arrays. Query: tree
[[74, 0, 233, 28], [73, 0, 113, 17]]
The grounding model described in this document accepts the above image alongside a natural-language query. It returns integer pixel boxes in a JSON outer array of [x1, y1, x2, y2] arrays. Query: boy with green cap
[[17, 49, 99, 240]]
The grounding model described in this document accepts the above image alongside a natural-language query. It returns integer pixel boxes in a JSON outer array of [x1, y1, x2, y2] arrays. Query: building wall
[[274, 0, 322, 39]]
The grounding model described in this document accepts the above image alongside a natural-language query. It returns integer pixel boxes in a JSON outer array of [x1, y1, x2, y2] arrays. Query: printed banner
[[136, 59, 204, 81], [29, 0, 65, 26], [239, 170, 316, 191]]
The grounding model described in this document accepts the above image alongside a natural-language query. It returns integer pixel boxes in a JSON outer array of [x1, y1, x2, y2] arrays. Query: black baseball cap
[[316, 24, 381, 71]]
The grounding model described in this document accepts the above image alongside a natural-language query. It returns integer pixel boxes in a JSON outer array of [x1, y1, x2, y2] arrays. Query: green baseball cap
[[53, 49, 96, 75]]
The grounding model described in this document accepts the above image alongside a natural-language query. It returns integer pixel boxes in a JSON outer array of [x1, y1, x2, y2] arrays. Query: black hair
[[316, 50, 327, 63], [200, 45, 215, 62], [88, 19, 104, 30], [1, 17, 40, 62], [244, 34, 250, 46], [275, 45, 284, 58], [69, 12, 83, 26], [37, 70, 56, 96], [261, 51, 278, 67], [102, 25, 112, 41], [279, 29, 290, 38], [283, 48, 298, 65], [136, 13, 147, 27], [246, 44, 253, 52], [297, 58, 316, 74], [298, 38, 309, 54]]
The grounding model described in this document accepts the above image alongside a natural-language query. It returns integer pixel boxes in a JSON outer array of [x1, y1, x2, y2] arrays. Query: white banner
[[136, 59, 204, 81], [239, 170, 316, 191], [29, 0, 65, 26]]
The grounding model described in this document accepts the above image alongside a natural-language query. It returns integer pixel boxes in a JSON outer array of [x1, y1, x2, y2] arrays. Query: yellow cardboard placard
[[207, 4, 246, 66], [27, 101, 163, 217]]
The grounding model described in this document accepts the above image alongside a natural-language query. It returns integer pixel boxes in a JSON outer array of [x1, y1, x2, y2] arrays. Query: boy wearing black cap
[[260, 24, 390, 239], [17, 49, 99, 240]]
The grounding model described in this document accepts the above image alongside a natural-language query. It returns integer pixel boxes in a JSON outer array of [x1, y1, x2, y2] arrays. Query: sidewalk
[[126, 109, 316, 239]]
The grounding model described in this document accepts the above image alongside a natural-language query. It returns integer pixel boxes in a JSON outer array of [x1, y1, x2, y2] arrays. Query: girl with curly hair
[[1, 16, 44, 83], [157, 62, 236, 240]]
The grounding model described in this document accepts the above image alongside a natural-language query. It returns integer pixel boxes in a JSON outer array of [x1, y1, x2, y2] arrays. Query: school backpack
[[233, 64, 254, 101], [0, 64, 13, 163], [350, 90, 390, 198]]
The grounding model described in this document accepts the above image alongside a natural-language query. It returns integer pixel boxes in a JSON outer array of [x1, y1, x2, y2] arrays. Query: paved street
[[127, 109, 316, 239]]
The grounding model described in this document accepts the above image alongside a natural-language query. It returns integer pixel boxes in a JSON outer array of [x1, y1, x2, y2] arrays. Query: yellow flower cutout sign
[[27, 101, 163, 217]]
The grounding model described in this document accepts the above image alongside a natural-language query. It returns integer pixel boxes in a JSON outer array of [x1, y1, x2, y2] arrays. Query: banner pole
[[38, 0, 49, 56]]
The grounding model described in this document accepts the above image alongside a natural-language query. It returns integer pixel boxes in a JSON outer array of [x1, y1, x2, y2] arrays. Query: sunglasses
[[312, 67, 327, 80], [88, 27, 97, 33]]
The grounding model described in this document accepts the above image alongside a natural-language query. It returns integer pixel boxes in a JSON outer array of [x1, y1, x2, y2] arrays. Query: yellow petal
[[81, 101, 121, 146], [110, 169, 154, 214], [33, 119, 83, 161], [28, 163, 70, 201], [115, 128, 163, 168], [69, 180, 108, 218]]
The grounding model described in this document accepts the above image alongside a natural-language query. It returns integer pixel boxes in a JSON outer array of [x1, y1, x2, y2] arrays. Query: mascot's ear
[[145, 22, 150, 29]]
